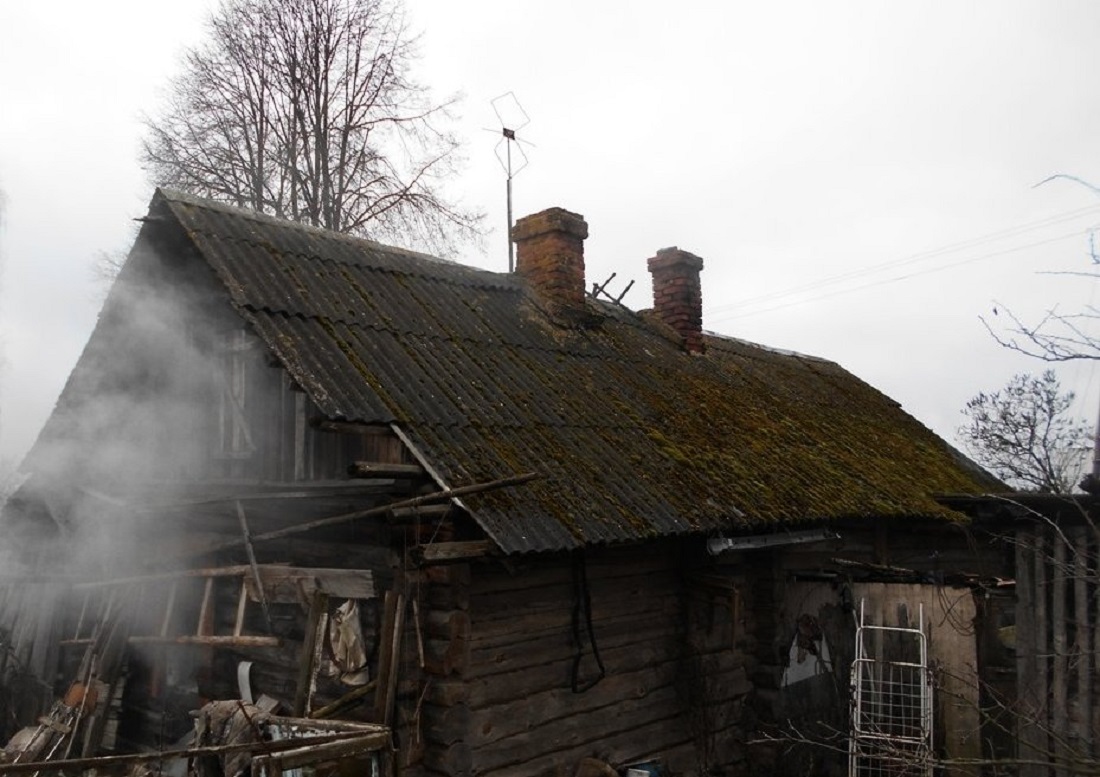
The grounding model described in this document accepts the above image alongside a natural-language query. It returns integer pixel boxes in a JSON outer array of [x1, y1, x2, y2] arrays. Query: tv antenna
[[488, 92, 533, 272]]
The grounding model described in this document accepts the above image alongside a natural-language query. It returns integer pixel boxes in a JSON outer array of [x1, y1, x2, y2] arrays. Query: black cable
[[570, 552, 605, 694]]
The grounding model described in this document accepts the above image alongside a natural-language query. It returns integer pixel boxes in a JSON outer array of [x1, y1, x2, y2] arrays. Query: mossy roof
[[153, 189, 995, 553]]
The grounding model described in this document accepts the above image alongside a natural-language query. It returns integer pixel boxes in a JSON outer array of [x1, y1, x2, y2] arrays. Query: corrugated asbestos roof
[[156, 189, 994, 554]]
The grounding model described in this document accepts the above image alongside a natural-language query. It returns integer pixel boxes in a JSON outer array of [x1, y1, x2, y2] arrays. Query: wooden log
[[254, 732, 391, 771], [312, 419, 393, 436], [422, 610, 471, 676], [389, 505, 451, 523], [420, 742, 472, 777], [0, 732, 373, 775], [308, 680, 378, 719], [348, 462, 425, 478], [468, 550, 676, 598], [192, 472, 536, 555], [450, 660, 685, 749], [468, 570, 678, 621], [465, 612, 679, 680], [468, 590, 682, 651], [471, 703, 694, 776], [419, 541, 494, 562], [129, 635, 282, 647], [428, 643, 681, 710]]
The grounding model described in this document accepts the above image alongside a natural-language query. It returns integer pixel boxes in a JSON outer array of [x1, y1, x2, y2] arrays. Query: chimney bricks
[[648, 247, 704, 353], [512, 207, 589, 311]]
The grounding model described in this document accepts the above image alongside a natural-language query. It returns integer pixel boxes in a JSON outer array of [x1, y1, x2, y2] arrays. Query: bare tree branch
[[141, 0, 482, 258], [959, 370, 1092, 493]]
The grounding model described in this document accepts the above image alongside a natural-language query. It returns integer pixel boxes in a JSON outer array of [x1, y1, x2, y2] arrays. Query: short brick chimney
[[512, 207, 589, 311], [647, 247, 704, 353]]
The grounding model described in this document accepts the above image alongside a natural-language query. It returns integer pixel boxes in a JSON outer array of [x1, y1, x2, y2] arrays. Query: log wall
[[1015, 523, 1098, 777], [414, 542, 753, 777]]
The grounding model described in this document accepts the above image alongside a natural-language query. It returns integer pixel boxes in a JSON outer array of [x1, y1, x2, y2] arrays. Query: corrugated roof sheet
[[156, 189, 993, 553]]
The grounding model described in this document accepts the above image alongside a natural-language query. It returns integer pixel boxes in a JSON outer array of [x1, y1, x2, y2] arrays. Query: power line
[[709, 228, 1092, 323], [705, 204, 1100, 318]]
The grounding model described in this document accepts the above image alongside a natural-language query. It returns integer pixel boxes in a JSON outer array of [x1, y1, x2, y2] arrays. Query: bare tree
[[142, 0, 481, 255], [959, 370, 1092, 493], [984, 175, 1100, 361]]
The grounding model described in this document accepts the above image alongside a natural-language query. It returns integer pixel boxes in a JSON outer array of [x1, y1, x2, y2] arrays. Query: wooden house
[[0, 190, 1009, 777]]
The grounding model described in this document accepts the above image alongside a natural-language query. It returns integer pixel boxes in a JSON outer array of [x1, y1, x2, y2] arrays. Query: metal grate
[[849, 600, 933, 777]]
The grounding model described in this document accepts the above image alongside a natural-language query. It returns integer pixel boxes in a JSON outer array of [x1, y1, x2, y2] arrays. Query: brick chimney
[[647, 247, 704, 353], [512, 207, 589, 311]]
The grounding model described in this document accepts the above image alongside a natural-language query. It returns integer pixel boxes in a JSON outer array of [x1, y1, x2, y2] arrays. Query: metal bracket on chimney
[[707, 528, 841, 555]]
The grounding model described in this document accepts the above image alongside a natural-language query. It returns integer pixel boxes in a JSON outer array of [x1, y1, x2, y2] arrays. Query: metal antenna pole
[[506, 135, 514, 272], [489, 93, 531, 272]]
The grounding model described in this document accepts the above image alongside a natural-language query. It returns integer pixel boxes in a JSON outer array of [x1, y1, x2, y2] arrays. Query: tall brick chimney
[[647, 247, 704, 353], [512, 207, 589, 312]]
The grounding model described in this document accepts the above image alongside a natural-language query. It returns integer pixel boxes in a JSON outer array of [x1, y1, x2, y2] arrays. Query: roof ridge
[[156, 187, 453, 267]]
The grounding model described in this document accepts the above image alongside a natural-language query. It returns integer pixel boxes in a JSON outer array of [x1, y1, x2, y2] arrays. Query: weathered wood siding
[[416, 543, 752, 777], [1015, 524, 1098, 777]]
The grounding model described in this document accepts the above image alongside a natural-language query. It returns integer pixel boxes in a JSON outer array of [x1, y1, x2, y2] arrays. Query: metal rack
[[848, 599, 933, 777]]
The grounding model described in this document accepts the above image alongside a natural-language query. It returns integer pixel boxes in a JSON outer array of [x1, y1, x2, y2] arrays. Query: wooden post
[[373, 591, 406, 726], [1017, 527, 1043, 777], [1073, 527, 1091, 761], [294, 590, 328, 717], [1035, 529, 1051, 773], [1053, 532, 1068, 777]]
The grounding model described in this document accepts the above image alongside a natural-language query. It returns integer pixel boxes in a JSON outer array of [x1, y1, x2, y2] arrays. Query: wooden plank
[[126, 635, 281, 647], [312, 419, 394, 436], [197, 577, 215, 637], [1094, 535, 1100, 766], [308, 680, 378, 719], [192, 472, 536, 556], [1035, 529, 1051, 774], [373, 591, 406, 725], [294, 392, 307, 481], [464, 610, 682, 681], [348, 462, 425, 478], [293, 590, 328, 717], [389, 505, 451, 523], [444, 658, 688, 749], [254, 732, 391, 771], [237, 502, 273, 632], [0, 732, 373, 775], [1015, 529, 1040, 776], [1053, 532, 1068, 777], [419, 541, 494, 562], [233, 578, 249, 637], [1073, 527, 1090, 761], [467, 701, 694, 776]]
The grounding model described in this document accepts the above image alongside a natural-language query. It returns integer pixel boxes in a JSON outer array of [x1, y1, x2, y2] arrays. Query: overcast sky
[[3, 0, 1100, 470]]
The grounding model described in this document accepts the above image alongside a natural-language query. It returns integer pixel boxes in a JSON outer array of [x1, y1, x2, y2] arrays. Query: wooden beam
[[373, 591, 405, 726], [140, 635, 276, 649], [308, 680, 378, 719], [192, 472, 536, 556], [294, 590, 328, 717], [237, 502, 273, 633], [253, 733, 391, 772], [0, 732, 375, 775], [312, 419, 393, 436], [388, 504, 451, 523], [419, 541, 494, 563], [347, 462, 425, 478]]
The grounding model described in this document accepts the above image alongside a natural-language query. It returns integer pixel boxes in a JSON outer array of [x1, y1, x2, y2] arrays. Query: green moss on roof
[[156, 190, 996, 553]]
